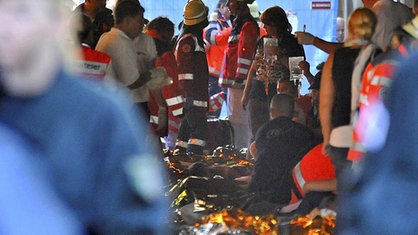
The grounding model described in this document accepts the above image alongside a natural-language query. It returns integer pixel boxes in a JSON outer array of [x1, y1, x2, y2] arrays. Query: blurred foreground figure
[[0, 0, 168, 234], [337, 53, 418, 234], [0, 121, 82, 235]]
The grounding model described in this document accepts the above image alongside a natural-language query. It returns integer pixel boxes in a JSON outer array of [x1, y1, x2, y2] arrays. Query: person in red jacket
[[204, 0, 231, 118], [291, 143, 336, 201], [174, 0, 209, 155], [146, 17, 184, 150], [219, 0, 259, 150], [348, 25, 418, 162]]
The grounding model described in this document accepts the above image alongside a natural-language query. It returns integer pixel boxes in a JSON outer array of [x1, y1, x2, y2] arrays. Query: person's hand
[[234, 175, 251, 182], [298, 60, 310, 75], [155, 107, 168, 135], [295, 31, 315, 45], [146, 67, 169, 89], [322, 142, 331, 156], [241, 94, 249, 110], [302, 182, 311, 194]]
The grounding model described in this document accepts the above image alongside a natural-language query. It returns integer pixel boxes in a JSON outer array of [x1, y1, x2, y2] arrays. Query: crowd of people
[[1, 0, 418, 233]]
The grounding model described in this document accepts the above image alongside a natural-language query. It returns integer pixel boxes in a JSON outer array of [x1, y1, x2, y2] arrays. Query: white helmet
[[248, 0, 259, 19]]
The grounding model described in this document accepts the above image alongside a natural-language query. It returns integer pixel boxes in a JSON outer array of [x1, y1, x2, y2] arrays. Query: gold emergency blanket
[[288, 215, 336, 235], [194, 209, 279, 235]]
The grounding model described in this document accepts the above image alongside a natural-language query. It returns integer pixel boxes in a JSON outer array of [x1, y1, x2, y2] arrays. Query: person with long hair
[[241, 5, 305, 145], [320, 8, 377, 192]]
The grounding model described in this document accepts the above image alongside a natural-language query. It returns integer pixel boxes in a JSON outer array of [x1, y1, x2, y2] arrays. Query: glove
[[146, 67, 172, 89], [295, 32, 315, 45]]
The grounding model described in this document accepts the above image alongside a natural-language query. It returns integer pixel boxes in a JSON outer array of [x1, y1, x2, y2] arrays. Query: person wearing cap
[[174, 0, 210, 155], [218, 0, 259, 150], [247, 1, 267, 37]]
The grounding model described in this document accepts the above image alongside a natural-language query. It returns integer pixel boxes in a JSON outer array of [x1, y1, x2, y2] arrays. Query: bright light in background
[[71, 0, 80, 10], [107, 0, 116, 10]]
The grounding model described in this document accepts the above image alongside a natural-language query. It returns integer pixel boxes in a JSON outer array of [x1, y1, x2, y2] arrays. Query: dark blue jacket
[[0, 70, 169, 234]]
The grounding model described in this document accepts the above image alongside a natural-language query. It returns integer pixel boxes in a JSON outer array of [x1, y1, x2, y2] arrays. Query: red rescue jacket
[[219, 9, 259, 88]]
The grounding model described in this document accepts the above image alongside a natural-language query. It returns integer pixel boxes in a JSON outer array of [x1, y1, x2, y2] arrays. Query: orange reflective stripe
[[176, 140, 188, 148], [188, 138, 206, 147]]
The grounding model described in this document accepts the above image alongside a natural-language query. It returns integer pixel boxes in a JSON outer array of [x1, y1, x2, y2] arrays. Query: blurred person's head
[[390, 23, 418, 49], [146, 17, 175, 42], [277, 79, 298, 98], [261, 6, 292, 37], [361, 0, 378, 8], [336, 17, 345, 42], [71, 13, 94, 46], [217, 0, 231, 20], [414, 0, 418, 15], [114, 0, 145, 39], [0, 0, 77, 97], [85, 0, 107, 13], [226, 0, 253, 17], [346, 7, 377, 42], [269, 93, 294, 120], [95, 6, 114, 32]]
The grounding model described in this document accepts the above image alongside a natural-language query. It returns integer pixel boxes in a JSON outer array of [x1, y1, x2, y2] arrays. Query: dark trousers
[[248, 98, 269, 142], [208, 74, 225, 118], [208, 74, 222, 97], [177, 108, 208, 154]]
